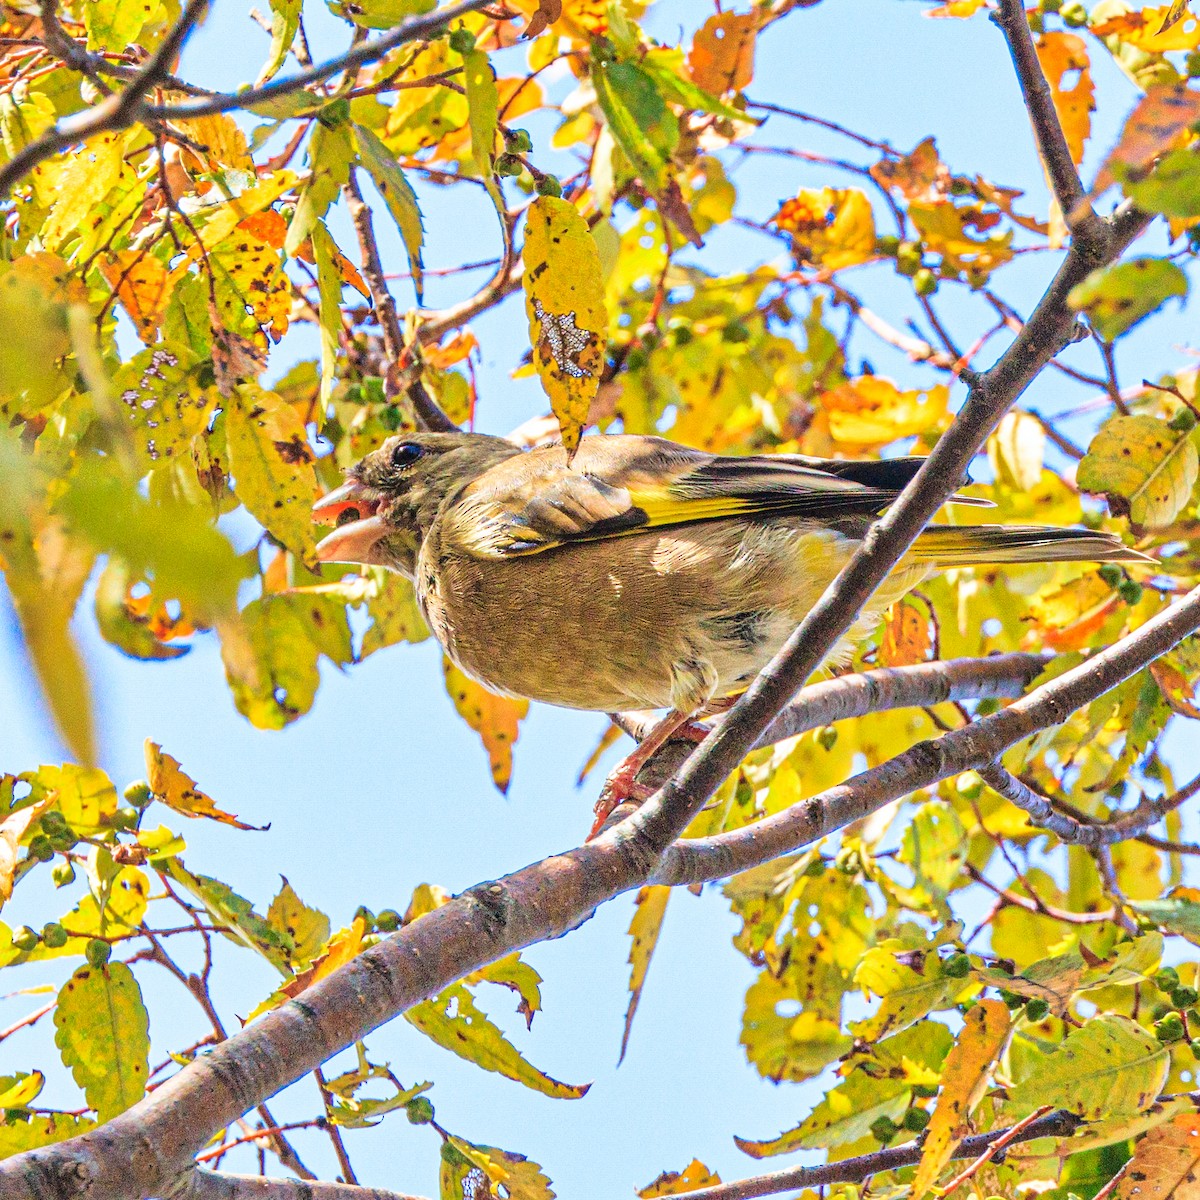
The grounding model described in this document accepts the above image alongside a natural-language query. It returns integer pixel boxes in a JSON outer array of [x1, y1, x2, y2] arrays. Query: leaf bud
[[494, 153, 524, 178], [12, 926, 40, 952], [376, 909, 402, 932], [1169, 407, 1198, 433], [902, 1106, 931, 1132], [86, 938, 112, 968], [28, 836, 54, 862], [535, 174, 563, 198], [913, 268, 939, 297], [1118, 579, 1143, 606], [407, 1096, 435, 1124], [504, 128, 533, 154], [869, 1116, 897, 1144], [943, 952, 972, 978], [124, 780, 154, 807], [1171, 985, 1199, 1009], [1155, 1013, 1185, 1043], [51, 860, 75, 887], [448, 26, 477, 55], [1024, 997, 1050, 1021], [41, 922, 69, 949]]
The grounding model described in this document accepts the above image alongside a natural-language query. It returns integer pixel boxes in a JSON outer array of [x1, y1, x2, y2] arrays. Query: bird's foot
[[587, 778, 657, 840]]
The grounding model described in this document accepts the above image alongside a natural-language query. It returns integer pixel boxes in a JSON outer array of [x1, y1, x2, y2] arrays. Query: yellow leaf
[[620, 885, 670, 1064], [688, 11, 756, 95], [0, 797, 52, 908], [113, 344, 216, 470], [39, 131, 125, 252], [280, 917, 366, 999], [912, 999, 1010, 1200], [989, 410, 1046, 493], [144, 740, 260, 830], [441, 1134, 557, 1200], [522, 195, 608, 458], [1036, 32, 1094, 166], [443, 659, 529, 793], [820, 376, 949, 447], [638, 1159, 722, 1197], [226, 383, 319, 565], [1093, 4, 1200, 50], [175, 112, 255, 174], [775, 187, 876, 270], [925, 0, 987, 17], [1078, 414, 1199, 530]]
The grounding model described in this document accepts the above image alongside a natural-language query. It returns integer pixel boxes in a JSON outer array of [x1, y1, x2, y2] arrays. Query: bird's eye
[[390, 441, 424, 470]]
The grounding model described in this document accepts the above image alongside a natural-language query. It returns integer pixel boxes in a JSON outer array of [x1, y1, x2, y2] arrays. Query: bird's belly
[[419, 521, 865, 714]]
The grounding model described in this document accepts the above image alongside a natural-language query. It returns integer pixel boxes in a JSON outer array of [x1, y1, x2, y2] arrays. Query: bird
[[312, 430, 1149, 822]]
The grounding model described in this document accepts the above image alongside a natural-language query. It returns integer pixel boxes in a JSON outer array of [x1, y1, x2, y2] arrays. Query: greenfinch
[[312, 431, 1146, 725]]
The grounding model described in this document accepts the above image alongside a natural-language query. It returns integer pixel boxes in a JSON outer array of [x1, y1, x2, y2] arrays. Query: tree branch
[[678, 1108, 1085, 1200], [144, 0, 494, 121], [173, 1168, 428, 1200], [0, 0, 210, 200], [992, 0, 1104, 243], [652, 584, 1200, 886]]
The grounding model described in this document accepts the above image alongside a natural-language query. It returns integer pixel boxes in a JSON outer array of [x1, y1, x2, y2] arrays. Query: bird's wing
[[447, 435, 942, 559]]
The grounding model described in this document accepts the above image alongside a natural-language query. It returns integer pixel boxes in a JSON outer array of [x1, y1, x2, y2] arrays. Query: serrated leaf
[[144, 740, 259, 830], [741, 969, 852, 1083], [1078, 414, 1198, 529], [441, 1134, 556, 1200], [912, 999, 1010, 1199], [442, 658, 528, 793], [100, 251, 171, 344], [266, 879, 330, 969], [1036, 32, 1094, 165], [1113, 1112, 1200, 1200], [53, 963, 149, 1122], [286, 116, 355, 257], [620, 885, 669, 1064], [407, 982, 589, 1099], [354, 124, 425, 303], [1069, 259, 1189, 341], [0, 1112, 97, 1158], [522, 196, 607, 456], [310, 220, 343, 407], [1131, 887, 1200, 943], [1005, 1014, 1169, 1120], [852, 948, 963, 1041], [638, 1160, 721, 1197]]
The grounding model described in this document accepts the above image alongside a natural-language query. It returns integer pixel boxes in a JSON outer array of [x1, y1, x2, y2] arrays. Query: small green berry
[[1172, 985, 1199, 1009], [805, 857, 826, 877], [535, 174, 563, 198], [1186, 50, 1200, 77], [1190, 1038, 1200, 1057], [504, 128, 533, 154], [124, 781, 153, 808], [376, 909, 402, 932], [1157, 967, 1182, 991], [406, 1096, 435, 1125], [40, 810, 67, 835], [1098, 564, 1123, 587], [1151, 1001, 1174, 1021], [875, 234, 901, 257], [12, 926, 40, 952], [51, 860, 75, 887], [723, 321, 751, 344], [85, 938, 111, 968], [354, 906, 376, 930], [1155, 1014, 1185, 1043], [448, 26, 476, 55], [903, 1106, 931, 1132], [27, 836, 54, 862], [896, 242, 923, 277], [1169, 407, 1198, 433], [913, 268, 939, 296], [494, 153, 523, 178], [870, 1116, 898, 1144], [816, 725, 838, 751], [998, 989, 1025, 1009], [1025, 997, 1051, 1022], [1118, 579, 1144, 606], [41, 922, 69, 949], [943, 953, 972, 979], [1041, 0, 1063, 12]]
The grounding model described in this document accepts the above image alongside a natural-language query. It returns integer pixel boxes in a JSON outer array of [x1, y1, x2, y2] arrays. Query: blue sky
[[2, 0, 1199, 1195]]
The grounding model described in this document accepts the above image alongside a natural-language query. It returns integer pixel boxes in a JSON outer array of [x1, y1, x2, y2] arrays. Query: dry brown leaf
[[688, 11, 757, 96]]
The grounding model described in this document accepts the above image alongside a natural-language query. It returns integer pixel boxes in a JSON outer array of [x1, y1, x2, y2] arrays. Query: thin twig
[[940, 1106, 1054, 1196]]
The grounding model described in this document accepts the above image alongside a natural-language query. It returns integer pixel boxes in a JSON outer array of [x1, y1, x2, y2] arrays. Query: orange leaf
[[880, 595, 938, 667], [688, 11, 757, 96], [1093, 4, 1200, 51], [1036, 32, 1094, 166], [522, 0, 561, 38], [1115, 1113, 1200, 1200], [870, 137, 948, 201], [237, 210, 288, 248], [280, 917, 367, 999], [100, 252, 171, 344], [1093, 85, 1200, 196]]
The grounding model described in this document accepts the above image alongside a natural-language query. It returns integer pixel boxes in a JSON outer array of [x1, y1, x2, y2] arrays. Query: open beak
[[312, 479, 389, 564]]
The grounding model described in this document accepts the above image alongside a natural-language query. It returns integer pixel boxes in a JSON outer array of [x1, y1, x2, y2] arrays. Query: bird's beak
[[312, 480, 389, 564]]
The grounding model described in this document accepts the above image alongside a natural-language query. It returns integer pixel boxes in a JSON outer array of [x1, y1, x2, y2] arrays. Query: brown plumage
[[312, 431, 1149, 718]]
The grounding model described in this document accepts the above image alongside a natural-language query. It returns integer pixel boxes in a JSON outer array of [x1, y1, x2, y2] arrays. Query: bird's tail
[[910, 525, 1153, 567]]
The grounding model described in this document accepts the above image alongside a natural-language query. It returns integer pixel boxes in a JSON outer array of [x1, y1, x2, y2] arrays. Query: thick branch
[[992, 0, 1102, 242], [0, 0, 210, 200], [626, 199, 1151, 856], [144, 0, 493, 121], [682, 1108, 1084, 1200], [173, 1169, 427, 1200], [652, 583, 1200, 886]]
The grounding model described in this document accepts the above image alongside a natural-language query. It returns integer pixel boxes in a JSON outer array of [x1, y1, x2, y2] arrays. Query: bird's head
[[312, 431, 520, 575]]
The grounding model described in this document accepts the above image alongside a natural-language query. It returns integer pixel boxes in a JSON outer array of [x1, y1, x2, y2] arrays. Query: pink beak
[[312, 480, 389, 564]]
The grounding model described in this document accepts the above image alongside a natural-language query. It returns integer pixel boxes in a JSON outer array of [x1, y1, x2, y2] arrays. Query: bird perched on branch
[[313, 431, 1148, 824]]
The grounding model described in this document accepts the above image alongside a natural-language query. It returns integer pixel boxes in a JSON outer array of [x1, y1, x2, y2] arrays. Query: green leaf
[[1078, 414, 1199, 529], [1122, 148, 1200, 218], [162, 858, 292, 971], [222, 592, 354, 729], [461, 47, 499, 178], [257, 0, 302, 84], [851, 947, 963, 1041], [1004, 1014, 1169, 1120], [53, 963, 149, 1122], [310, 220, 344, 407], [0, 1113, 97, 1158], [226, 382, 319, 566], [327, 0, 436, 28], [354, 124, 425, 304], [896, 799, 968, 919], [286, 116, 355, 257], [1130, 888, 1200, 943], [592, 58, 677, 192], [406, 982, 590, 1099], [641, 48, 753, 123], [1068, 257, 1188, 340]]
